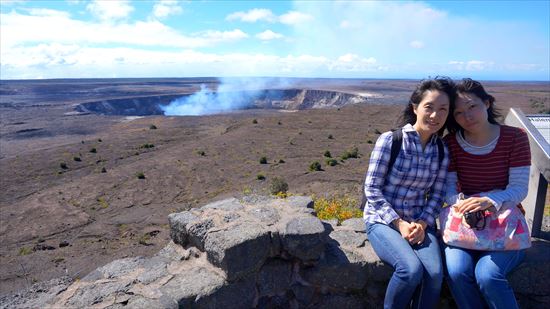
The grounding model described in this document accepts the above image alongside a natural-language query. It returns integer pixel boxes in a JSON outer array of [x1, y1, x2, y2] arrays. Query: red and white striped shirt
[[444, 125, 531, 207]]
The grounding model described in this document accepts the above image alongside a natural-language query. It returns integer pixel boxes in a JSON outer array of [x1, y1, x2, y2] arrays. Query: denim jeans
[[444, 246, 525, 309], [367, 222, 443, 309]]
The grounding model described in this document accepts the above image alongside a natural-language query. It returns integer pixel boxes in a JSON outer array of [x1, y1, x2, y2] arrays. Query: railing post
[[504, 108, 549, 239]]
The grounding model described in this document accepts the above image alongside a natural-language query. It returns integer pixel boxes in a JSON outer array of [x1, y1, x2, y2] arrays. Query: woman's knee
[[474, 263, 504, 290], [395, 258, 423, 285], [428, 266, 444, 286]]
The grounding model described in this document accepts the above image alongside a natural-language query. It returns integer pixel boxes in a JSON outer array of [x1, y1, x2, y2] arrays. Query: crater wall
[[74, 89, 368, 116]]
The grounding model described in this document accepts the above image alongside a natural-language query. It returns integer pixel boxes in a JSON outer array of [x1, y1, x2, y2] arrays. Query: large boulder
[[2, 195, 548, 309]]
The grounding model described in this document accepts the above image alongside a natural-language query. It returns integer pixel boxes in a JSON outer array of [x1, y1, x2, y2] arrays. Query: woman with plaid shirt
[[363, 77, 456, 309]]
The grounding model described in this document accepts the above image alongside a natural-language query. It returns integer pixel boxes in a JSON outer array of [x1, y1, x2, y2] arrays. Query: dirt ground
[[0, 78, 548, 295]]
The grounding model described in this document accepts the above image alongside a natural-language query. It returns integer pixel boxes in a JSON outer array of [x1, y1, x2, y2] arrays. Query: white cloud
[[226, 8, 312, 25], [448, 60, 494, 71], [0, 43, 384, 79], [409, 40, 424, 49], [152, 0, 182, 19], [279, 11, 313, 25], [466, 60, 493, 71], [86, 0, 134, 22], [226, 8, 276, 23], [26, 8, 71, 18], [256, 30, 284, 41], [0, 0, 26, 5], [200, 29, 249, 42], [0, 10, 246, 49], [339, 20, 350, 29], [331, 54, 378, 71]]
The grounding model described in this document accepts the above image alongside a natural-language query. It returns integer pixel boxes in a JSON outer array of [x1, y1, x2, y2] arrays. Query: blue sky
[[1, 0, 549, 81]]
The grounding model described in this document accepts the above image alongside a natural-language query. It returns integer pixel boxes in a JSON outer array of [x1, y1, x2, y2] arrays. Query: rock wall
[[1, 196, 549, 308]]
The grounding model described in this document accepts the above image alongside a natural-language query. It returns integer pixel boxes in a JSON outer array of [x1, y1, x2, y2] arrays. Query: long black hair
[[398, 76, 456, 136], [446, 78, 502, 133]]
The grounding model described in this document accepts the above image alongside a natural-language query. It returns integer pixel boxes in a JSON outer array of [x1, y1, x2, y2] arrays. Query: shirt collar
[[402, 123, 438, 144]]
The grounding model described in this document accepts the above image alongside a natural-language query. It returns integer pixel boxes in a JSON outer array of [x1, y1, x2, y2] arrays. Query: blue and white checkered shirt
[[363, 124, 449, 227]]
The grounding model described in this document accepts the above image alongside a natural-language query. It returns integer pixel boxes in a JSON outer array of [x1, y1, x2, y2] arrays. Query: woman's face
[[453, 92, 490, 133], [413, 89, 450, 136]]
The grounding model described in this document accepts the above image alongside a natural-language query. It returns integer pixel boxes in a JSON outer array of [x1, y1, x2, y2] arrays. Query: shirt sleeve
[[484, 128, 531, 210], [484, 166, 530, 210], [443, 134, 462, 206], [444, 171, 461, 206], [363, 132, 400, 225], [419, 143, 449, 226]]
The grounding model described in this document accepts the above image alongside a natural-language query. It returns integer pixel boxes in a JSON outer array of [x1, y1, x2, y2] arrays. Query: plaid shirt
[[363, 124, 449, 227]]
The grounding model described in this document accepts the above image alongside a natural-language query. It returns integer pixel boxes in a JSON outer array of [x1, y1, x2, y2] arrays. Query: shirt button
[[404, 201, 408, 206], [420, 159, 424, 163]]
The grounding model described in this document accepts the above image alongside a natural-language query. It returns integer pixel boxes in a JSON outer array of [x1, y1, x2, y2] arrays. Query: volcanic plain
[[0, 77, 548, 295]]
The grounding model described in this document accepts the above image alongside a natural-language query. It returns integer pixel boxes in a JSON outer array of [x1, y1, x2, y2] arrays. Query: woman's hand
[[393, 218, 415, 240], [408, 220, 427, 245], [455, 196, 494, 214]]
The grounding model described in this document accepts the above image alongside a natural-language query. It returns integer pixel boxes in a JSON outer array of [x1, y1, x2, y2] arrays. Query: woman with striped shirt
[[443, 78, 531, 309], [363, 77, 456, 309]]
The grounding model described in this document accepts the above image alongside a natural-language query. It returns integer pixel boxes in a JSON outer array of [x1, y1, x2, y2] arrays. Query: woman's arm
[[364, 132, 401, 225], [483, 166, 530, 210], [419, 144, 449, 226], [478, 128, 531, 210], [444, 171, 461, 206]]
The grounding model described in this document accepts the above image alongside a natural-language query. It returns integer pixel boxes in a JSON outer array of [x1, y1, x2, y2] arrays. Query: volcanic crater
[[74, 89, 368, 116]]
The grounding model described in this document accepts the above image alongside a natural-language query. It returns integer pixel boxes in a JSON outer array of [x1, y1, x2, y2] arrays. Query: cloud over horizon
[[0, 0, 548, 80]]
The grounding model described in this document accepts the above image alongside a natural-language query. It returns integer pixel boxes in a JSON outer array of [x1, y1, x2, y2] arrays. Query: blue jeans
[[367, 223, 443, 309], [444, 246, 525, 309]]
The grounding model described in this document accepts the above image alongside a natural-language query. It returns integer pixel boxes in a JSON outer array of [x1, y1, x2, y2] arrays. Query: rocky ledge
[[1, 195, 549, 308]]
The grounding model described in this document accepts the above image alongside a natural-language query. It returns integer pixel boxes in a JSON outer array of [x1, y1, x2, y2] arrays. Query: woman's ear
[[484, 100, 491, 109], [412, 103, 418, 115]]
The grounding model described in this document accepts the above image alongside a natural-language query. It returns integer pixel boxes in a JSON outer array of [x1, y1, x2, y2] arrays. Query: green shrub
[[197, 150, 206, 156], [73, 156, 81, 162], [259, 156, 268, 164], [309, 161, 322, 171], [89, 148, 97, 153], [325, 158, 338, 166], [100, 167, 107, 173], [252, 119, 258, 124], [60, 162, 68, 169], [98, 138, 102, 142], [278, 159, 285, 163], [313, 195, 362, 224], [277, 121, 282, 125], [256, 173, 266, 180], [367, 140, 373, 144], [18, 247, 32, 256], [341, 147, 359, 160], [149, 124, 157, 130], [97, 197, 108, 209], [138, 233, 151, 245], [323, 150, 332, 158], [328, 134, 334, 139], [270, 177, 289, 195], [136, 172, 145, 179], [140, 143, 155, 149], [530, 98, 550, 114]]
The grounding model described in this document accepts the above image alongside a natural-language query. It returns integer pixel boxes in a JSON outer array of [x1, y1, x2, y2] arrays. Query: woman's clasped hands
[[393, 218, 427, 245]]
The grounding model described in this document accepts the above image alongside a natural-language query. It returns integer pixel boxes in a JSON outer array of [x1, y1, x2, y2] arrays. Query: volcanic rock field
[[0, 77, 548, 296]]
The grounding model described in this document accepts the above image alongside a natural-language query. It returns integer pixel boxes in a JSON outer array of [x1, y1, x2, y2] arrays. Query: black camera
[[463, 210, 486, 230]]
